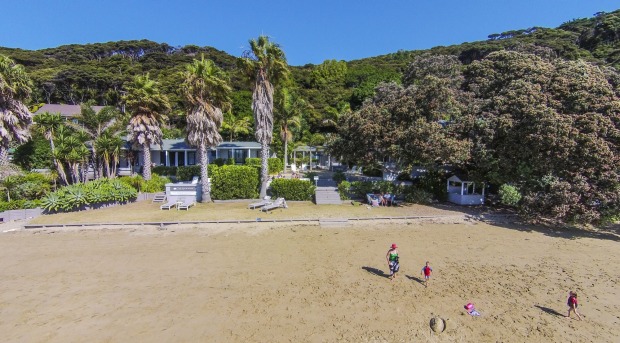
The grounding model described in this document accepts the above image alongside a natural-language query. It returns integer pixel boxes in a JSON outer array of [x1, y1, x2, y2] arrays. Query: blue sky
[[1, 0, 618, 66]]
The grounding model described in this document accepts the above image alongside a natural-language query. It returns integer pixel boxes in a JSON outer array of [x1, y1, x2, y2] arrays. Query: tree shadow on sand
[[535, 305, 564, 317], [426, 203, 620, 242], [362, 266, 389, 279]]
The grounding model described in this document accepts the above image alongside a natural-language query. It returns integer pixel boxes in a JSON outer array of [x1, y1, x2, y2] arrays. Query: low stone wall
[[0, 208, 43, 222]]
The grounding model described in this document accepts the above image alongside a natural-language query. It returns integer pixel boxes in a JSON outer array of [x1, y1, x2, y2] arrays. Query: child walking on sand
[[420, 261, 433, 287], [566, 291, 582, 320]]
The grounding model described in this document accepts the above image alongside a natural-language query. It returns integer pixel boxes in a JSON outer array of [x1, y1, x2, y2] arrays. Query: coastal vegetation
[[0, 10, 619, 225]]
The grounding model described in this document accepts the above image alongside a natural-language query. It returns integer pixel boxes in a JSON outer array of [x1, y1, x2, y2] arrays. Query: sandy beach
[[1, 218, 619, 342]]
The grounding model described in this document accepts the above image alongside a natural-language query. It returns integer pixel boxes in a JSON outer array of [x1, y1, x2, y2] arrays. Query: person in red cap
[[386, 243, 399, 281]]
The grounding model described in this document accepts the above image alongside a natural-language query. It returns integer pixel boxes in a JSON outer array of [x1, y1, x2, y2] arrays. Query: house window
[[160, 152, 166, 166], [178, 152, 185, 166], [169, 152, 177, 166], [188, 151, 196, 165]]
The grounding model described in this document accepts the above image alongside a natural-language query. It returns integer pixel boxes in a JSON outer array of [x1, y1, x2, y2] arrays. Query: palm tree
[[66, 105, 124, 179], [240, 35, 289, 199], [0, 55, 33, 166], [33, 112, 69, 185], [123, 74, 170, 181], [222, 112, 252, 141], [181, 56, 231, 202], [275, 87, 305, 174], [95, 133, 124, 178]]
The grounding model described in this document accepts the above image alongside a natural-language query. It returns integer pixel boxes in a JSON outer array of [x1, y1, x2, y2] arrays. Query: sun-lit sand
[[1, 218, 619, 342]]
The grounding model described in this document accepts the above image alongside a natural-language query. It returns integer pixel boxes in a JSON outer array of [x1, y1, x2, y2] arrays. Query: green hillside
[[1, 9, 619, 137]]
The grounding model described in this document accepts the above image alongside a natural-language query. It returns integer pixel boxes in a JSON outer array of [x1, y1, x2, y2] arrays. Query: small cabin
[[447, 174, 485, 205]]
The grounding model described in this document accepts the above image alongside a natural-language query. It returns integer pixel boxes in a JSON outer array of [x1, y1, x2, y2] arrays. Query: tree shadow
[[424, 202, 620, 242], [362, 266, 389, 279], [534, 305, 564, 317], [406, 275, 426, 285]]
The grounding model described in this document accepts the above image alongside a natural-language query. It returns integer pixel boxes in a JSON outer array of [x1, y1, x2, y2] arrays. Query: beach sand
[[1, 219, 618, 342]]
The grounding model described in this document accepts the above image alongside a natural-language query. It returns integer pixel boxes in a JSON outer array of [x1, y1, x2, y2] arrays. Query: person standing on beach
[[421, 261, 433, 287], [386, 243, 399, 281], [566, 291, 582, 320]]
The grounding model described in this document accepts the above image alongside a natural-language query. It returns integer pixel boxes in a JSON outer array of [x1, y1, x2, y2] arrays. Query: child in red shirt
[[566, 291, 582, 320], [420, 261, 433, 287]]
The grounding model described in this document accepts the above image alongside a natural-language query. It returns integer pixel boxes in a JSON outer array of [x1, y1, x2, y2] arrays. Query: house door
[[234, 149, 245, 164]]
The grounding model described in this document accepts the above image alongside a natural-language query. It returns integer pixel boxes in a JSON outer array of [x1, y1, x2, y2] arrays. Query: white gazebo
[[447, 174, 485, 205]]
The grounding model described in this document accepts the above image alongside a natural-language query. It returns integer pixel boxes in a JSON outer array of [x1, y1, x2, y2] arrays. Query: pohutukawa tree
[[181, 56, 231, 202], [0, 55, 33, 167], [240, 35, 289, 199], [123, 74, 170, 181]]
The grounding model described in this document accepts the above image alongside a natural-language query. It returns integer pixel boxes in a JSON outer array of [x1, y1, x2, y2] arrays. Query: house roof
[[126, 139, 262, 151], [35, 104, 106, 117]]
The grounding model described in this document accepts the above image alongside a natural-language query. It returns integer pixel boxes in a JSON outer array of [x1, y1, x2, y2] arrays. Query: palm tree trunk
[[283, 128, 288, 174], [49, 138, 68, 185], [259, 142, 269, 199], [142, 142, 152, 181], [0, 147, 8, 166], [199, 143, 211, 202]]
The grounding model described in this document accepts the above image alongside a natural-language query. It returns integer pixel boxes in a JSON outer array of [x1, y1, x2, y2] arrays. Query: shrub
[[418, 170, 448, 201], [118, 174, 170, 193], [350, 181, 376, 199], [0, 199, 41, 212], [152, 166, 177, 176], [40, 178, 137, 213], [212, 158, 227, 166], [246, 157, 284, 174], [498, 184, 522, 207], [401, 186, 433, 204], [210, 165, 259, 200], [268, 158, 284, 174], [332, 171, 346, 184], [270, 179, 315, 201], [142, 175, 171, 193], [177, 165, 202, 181], [338, 181, 351, 200], [304, 172, 318, 181]]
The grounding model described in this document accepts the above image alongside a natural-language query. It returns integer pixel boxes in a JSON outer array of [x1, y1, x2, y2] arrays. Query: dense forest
[[1, 9, 619, 225]]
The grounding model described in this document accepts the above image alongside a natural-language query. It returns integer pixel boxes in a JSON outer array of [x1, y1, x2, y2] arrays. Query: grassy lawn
[[27, 200, 464, 225]]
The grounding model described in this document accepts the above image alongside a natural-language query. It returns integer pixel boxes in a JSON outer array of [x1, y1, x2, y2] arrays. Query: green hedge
[[270, 179, 315, 201], [338, 181, 351, 200], [152, 166, 177, 176], [40, 178, 137, 213], [210, 165, 259, 200], [245, 157, 284, 174], [118, 174, 170, 193], [0, 200, 41, 212], [176, 165, 202, 181], [350, 181, 397, 199]]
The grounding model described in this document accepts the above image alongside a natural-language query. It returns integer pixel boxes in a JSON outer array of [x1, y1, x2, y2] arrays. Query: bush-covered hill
[[1, 9, 619, 136]]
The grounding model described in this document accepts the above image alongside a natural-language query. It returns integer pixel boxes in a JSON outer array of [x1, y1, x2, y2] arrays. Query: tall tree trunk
[[199, 143, 211, 202], [259, 142, 269, 199], [49, 138, 68, 186], [0, 147, 8, 167], [283, 128, 288, 174], [104, 156, 111, 178], [142, 142, 152, 181]]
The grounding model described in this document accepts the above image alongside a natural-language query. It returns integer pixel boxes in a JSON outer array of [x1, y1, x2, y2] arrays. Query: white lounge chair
[[177, 197, 195, 210], [291, 164, 298, 173], [248, 196, 272, 209], [160, 201, 177, 210], [261, 197, 288, 212]]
